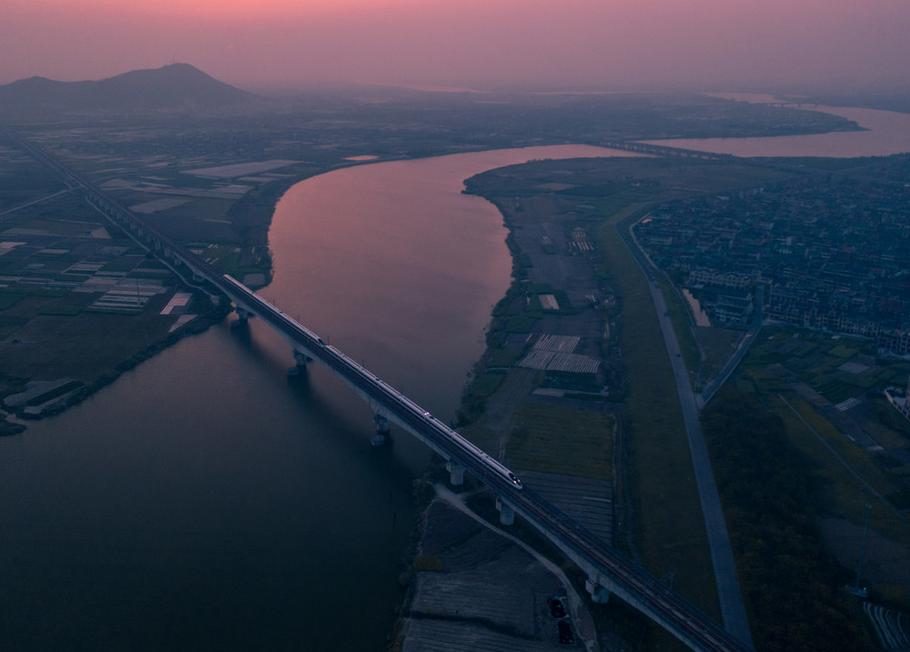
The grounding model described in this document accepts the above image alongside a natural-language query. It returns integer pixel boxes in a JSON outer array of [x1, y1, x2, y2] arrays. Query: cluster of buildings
[[636, 174, 910, 352]]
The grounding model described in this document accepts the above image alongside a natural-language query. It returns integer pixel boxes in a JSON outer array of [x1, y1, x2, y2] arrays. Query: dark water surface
[[0, 145, 628, 651]]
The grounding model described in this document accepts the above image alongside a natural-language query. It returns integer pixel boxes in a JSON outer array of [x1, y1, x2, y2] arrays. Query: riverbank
[[395, 155, 806, 651], [3, 94, 905, 650], [223, 161, 394, 285], [396, 156, 635, 650], [2, 91, 878, 439], [0, 166, 303, 435], [0, 152, 392, 437], [3, 297, 228, 428], [458, 149, 910, 649]]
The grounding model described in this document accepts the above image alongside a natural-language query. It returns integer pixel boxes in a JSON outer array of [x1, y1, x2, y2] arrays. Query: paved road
[[623, 220, 755, 649], [699, 285, 764, 408], [0, 188, 70, 218], [650, 279, 754, 648]]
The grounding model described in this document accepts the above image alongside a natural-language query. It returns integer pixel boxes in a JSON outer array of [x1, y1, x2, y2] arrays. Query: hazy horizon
[[4, 0, 910, 94]]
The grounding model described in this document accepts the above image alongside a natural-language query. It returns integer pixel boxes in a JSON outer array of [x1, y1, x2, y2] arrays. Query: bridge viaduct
[[7, 131, 752, 652]]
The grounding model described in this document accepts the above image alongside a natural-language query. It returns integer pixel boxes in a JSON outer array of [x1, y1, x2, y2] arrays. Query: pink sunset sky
[[3, 0, 909, 92]]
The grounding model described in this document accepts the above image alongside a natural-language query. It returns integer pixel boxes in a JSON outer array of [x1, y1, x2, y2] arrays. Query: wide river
[[2, 100, 908, 650], [645, 94, 910, 157], [0, 145, 632, 651]]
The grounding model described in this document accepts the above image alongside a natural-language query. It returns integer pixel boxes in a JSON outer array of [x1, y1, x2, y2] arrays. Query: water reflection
[[0, 144, 634, 651], [644, 98, 910, 157]]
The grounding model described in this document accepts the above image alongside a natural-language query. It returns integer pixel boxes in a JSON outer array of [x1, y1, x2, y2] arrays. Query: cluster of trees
[[703, 383, 874, 651]]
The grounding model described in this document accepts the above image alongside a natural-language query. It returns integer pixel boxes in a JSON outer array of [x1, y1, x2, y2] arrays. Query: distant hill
[[0, 63, 257, 115]]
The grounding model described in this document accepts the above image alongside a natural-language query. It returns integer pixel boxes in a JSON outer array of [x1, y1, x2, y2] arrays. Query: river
[[643, 94, 910, 157], [0, 144, 632, 651], [2, 96, 908, 649]]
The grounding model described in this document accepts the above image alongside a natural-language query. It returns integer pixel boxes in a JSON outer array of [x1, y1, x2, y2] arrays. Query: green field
[[656, 274, 701, 384], [597, 202, 721, 619], [770, 393, 908, 535], [736, 325, 910, 612], [747, 327, 909, 402], [506, 402, 614, 480], [464, 156, 828, 647], [703, 381, 875, 651]]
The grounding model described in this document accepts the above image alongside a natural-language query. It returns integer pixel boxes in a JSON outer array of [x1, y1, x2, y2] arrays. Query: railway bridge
[[10, 131, 753, 652]]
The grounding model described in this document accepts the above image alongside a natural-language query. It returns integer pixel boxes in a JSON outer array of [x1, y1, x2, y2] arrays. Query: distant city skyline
[[4, 0, 910, 92]]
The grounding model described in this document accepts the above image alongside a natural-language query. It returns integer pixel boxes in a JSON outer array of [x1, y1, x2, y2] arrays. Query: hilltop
[[0, 63, 257, 115]]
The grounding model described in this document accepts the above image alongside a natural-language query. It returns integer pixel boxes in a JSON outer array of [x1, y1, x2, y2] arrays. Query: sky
[[3, 0, 909, 93]]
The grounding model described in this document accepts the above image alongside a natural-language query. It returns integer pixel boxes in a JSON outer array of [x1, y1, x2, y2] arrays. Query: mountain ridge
[[0, 63, 257, 114]]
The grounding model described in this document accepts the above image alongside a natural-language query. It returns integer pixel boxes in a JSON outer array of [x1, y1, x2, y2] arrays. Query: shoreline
[[2, 93, 905, 650], [389, 178, 537, 649], [1, 298, 229, 434], [0, 165, 316, 436], [2, 94, 873, 438], [393, 166, 614, 650]]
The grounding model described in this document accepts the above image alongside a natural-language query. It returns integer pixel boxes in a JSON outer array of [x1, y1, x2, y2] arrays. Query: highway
[[9, 129, 753, 652], [647, 276, 754, 648], [624, 217, 754, 648]]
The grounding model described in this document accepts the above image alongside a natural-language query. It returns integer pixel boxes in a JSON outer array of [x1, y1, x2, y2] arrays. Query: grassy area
[[748, 326, 910, 406], [469, 372, 506, 400], [597, 202, 720, 619], [766, 390, 909, 543], [199, 243, 265, 280], [865, 397, 910, 448], [694, 327, 743, 383], [506, 402, 614, 480], [703, 380, 875, 652], [656, 274, 701, 383], [461, 157, 807, 646], [729, 326, 910, 618], [0, 293, 22, 310], [743, 327, 910, 522]]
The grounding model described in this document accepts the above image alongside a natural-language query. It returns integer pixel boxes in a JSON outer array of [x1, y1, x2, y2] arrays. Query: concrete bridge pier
[[585, 578, 611, 604], [496, 498, 515, 526], [288, 349, 311, 377], [371, 413, 391, 447], [446, 460, 465, 487], [233, 306, 252, 326]]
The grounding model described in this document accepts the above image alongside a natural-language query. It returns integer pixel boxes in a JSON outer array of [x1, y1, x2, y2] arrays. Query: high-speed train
[[222, 273, 523, 490], [326, 343, 524, 490]]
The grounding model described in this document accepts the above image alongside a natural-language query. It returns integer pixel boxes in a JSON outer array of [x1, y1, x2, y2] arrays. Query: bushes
[[704, 384, 874, 651]]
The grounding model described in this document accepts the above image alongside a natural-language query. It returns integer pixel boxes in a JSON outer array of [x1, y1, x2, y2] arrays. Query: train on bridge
[[6, 128, 753, 652]]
